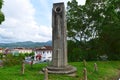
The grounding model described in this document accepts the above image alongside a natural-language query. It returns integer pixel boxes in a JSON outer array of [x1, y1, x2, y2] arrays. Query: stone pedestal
[[47, 65, 76, 74], [45, 2, 76, 75]]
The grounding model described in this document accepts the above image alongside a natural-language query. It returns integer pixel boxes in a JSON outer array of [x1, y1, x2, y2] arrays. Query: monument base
[[43, 65, 77, 75]]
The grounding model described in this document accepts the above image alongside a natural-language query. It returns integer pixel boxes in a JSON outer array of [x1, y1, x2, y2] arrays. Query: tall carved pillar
[[46, 2, 76, 74], [52, 2, 67, 67]]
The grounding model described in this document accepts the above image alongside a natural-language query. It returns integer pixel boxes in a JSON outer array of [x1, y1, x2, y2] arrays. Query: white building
[[0, 48, 3, 53], [12, 48, 33, 54], [34, 46, 52, 62]]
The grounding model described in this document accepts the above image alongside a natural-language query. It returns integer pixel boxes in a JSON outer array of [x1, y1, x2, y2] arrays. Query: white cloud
[[77, 0, 86, 5], [0, 28, 14, 38], [52, 0, 86, 7], [0, 0, 52, 43], [0, 0, 85, 43]]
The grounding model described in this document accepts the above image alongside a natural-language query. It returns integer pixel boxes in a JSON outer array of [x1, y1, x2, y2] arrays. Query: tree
[[29, 52, 35, 60], [67, 0, 120, 61], [0, 53, 3, 59], [67, 0, 89, 43], [0, 0, 5, 24], [67, 0, 100, 61], [90, 0, 120, 60]]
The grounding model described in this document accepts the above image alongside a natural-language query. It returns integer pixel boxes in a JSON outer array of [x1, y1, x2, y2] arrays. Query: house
[[12, 48, 33, 54], [0, 48, 3, 53], [3, 48, 12, 54], [34, 46, 52, 62], [0, 46, 52, 63], [11, 48, 33, 56]]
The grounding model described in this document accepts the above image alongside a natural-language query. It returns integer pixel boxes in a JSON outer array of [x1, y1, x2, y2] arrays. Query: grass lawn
[[0, 61, 120, 80]]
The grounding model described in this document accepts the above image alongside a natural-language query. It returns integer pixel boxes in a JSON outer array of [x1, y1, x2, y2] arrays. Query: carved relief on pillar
[[53, 5, 63, 40]]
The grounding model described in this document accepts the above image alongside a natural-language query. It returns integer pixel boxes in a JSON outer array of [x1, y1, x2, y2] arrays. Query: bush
[[3, 54, 24, 66], [0, 53, 3, 59], [108, 53, 120, 60]]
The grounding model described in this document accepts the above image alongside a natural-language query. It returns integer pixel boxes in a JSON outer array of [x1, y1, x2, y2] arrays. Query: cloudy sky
[[0, 0, 86, 43]]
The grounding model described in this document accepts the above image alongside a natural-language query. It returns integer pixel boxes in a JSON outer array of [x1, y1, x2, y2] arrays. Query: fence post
[[83, 68, 87, 80], [21, 60, 25, 75], [83, 59, 86, 67], [31, 60, 33, 68], [94, 63, 98, 72], [44, 68, 48, 80]]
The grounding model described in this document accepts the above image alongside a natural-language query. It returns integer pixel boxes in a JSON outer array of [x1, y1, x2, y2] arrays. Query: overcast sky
[[0, 0, 86, 43]]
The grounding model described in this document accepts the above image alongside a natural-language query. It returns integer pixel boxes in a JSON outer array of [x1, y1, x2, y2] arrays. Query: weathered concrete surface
[[46, 2, 76, 75]]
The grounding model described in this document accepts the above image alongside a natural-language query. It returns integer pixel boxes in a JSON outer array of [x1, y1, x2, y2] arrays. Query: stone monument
[[46, 2, 76, 74]]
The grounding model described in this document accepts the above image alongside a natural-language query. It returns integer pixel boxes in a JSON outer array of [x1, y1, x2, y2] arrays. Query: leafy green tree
[[24, 53, 29, 57], [29, 52, 34, 56], [87, 0, 120, 60], [29, 52, 34, 60], [19, 53, 26, 60], [0, 0, 5, 24], [67, 0, 90, 43], [67, 0, 120, 61], [67, 0, 100, 61]]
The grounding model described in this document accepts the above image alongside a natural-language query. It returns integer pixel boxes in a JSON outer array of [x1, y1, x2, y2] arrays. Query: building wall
[[34, 48, 52, 61], [0, 49, 3, 53], [12, 48, 33, 54]]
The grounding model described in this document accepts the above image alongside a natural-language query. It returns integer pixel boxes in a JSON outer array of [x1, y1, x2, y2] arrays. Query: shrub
[[3, 54, 24, 66]]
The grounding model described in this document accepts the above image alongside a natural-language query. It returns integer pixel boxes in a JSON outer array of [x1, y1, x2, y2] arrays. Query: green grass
[[0, 61, 120, 80]]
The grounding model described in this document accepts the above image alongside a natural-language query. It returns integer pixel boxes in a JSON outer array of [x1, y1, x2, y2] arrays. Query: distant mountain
[[0, 41, 52, 48]]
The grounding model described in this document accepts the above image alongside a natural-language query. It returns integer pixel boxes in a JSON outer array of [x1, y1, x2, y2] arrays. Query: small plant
[[3, 53, 24, 66], [0, 53, 3, 59]]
